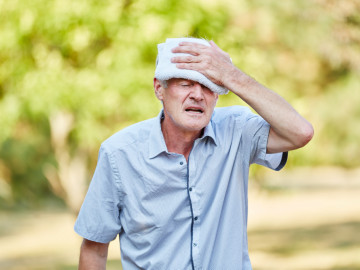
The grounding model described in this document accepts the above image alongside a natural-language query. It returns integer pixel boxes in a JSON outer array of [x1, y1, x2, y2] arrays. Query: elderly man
[[74, 37, 313, 269]]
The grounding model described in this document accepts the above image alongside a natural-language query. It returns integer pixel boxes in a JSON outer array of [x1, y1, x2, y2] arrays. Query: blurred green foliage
[[0, 0, 359, 208]]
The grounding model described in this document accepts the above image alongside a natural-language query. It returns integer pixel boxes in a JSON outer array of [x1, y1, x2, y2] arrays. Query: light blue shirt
[[74, 106, 287, 270]]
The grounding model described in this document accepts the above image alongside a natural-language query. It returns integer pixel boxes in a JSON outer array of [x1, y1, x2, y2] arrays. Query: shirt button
[[193, 243, 197, 247], [194, 216, 198, 221], [189, 187, 193, 192], [180, 161, 184, 165]]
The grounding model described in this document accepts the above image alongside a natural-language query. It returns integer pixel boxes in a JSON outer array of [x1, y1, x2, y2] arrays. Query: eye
[[181, 82, 193, 87]]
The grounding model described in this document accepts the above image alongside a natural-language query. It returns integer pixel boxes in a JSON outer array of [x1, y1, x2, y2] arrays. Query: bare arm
[[224, 67, 314, 153], [171, 41, 314, 153], [79, 239, 109, 270]]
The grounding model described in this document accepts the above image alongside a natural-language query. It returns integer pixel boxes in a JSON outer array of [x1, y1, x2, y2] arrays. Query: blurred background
[[0, 0, 359, 269]]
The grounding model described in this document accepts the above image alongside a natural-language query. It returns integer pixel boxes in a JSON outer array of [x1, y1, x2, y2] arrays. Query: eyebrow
[[178, 79, 193, 84]]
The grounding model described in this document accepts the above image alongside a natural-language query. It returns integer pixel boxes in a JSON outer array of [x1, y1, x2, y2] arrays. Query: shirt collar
[[148, 110, 218, 159], [202, 118, 218, 146], [148, 110, 168, 159]]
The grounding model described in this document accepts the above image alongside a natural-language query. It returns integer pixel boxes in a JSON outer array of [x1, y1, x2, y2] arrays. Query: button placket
[[188, 155, 201, 268]]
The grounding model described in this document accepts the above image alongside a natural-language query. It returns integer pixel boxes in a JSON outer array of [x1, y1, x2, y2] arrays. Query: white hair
[[158, 79, 168, 89]]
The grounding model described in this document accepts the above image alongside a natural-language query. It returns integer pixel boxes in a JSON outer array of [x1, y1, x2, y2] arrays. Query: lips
[[185, 106, 204, 114]]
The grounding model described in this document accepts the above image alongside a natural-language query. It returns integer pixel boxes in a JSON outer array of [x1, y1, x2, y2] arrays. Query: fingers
[[209, 40, 221, 52], [171, 54, 203, 69], [172, 41, 230, 62], [176, 41, 209, 50], [171, 42, 204, 65], [169, 41, 233, 86], [210, 40, 231, 59], [174, 62, 199, 70], [171, 42, 210, 65], [171, 55, 201, 64], [171, 42, 206, 56]]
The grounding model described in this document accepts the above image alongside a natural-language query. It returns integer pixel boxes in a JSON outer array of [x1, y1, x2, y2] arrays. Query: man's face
[[154, 78, 218, 133]]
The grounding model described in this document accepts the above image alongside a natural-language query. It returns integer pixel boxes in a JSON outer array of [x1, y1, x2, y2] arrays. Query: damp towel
[[154, 38, 229, 95]]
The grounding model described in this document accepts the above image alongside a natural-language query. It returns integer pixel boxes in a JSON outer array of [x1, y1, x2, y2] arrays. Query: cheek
[[207, 96, 218, 108], [163, 98, 182, 117], [165, 88, 187, 102]]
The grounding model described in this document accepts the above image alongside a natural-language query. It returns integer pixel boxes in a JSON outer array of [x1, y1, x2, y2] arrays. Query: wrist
[[225, 67, 254, 95]]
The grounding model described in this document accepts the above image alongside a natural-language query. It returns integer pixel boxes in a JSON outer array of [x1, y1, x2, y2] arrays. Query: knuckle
[[200, 62, 207, 69], [204, 56, 211, 65]]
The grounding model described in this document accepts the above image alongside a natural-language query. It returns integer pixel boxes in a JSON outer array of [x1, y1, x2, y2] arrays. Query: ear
[[214, 93, 219, 106], [153, 78, 164, 101]]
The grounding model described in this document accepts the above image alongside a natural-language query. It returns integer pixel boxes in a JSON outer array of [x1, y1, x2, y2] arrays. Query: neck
[[161, 119, 203, 162]]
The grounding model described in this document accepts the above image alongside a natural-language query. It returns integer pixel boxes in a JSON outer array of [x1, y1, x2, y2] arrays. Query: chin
[[183, 119, 209, 132]]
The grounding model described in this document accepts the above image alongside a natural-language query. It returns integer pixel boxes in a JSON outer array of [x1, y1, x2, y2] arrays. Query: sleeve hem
[[74, 225, 116, 244], [259, 122, 271, 161], [275, 152, 288, 171]]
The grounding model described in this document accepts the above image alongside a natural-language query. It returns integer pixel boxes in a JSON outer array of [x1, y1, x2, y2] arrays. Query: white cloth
[[155, 38, 229, 95]]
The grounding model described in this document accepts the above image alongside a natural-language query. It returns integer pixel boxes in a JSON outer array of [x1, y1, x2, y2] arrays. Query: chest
[[118, 142, 248, 238]]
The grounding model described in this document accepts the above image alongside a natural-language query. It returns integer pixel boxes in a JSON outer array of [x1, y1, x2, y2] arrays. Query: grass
[[1, 171, 360, 270], [249, 221, 360, 256]]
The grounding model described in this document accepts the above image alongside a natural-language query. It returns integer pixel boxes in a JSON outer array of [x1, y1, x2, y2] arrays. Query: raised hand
[[171, 40, 238, 87]]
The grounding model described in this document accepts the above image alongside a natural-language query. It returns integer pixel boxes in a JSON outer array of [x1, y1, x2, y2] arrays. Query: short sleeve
[[74, 145, 122, 243], [249, 117, 288, 171]]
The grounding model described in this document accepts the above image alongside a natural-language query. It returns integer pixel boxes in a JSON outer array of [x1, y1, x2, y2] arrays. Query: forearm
[[225, 67, 314, 152], [79, 239, 109, 270], [170, 40, 313, 151]]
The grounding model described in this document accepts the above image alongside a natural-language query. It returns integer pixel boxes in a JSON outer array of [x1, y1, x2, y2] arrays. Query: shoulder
[[210, 106, 266, 139], [101, 117, 156, 152]]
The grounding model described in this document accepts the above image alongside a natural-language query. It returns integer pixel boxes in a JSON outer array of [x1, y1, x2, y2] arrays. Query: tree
[[0, 0, 359, 210]]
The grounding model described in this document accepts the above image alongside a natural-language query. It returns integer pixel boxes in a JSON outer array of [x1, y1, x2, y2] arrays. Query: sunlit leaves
[[0, 0, 359, 206]]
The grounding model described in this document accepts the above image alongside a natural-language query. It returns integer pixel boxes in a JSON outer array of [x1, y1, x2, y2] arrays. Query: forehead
[[168, 78, 208, 88], [169, 78, 192, 83]]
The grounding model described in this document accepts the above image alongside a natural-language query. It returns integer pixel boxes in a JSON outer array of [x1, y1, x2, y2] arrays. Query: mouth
[[185, 107, 204, 114]]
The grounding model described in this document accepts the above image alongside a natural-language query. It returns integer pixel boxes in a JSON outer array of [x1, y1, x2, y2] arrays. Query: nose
[[189, 83, 204, 101]]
